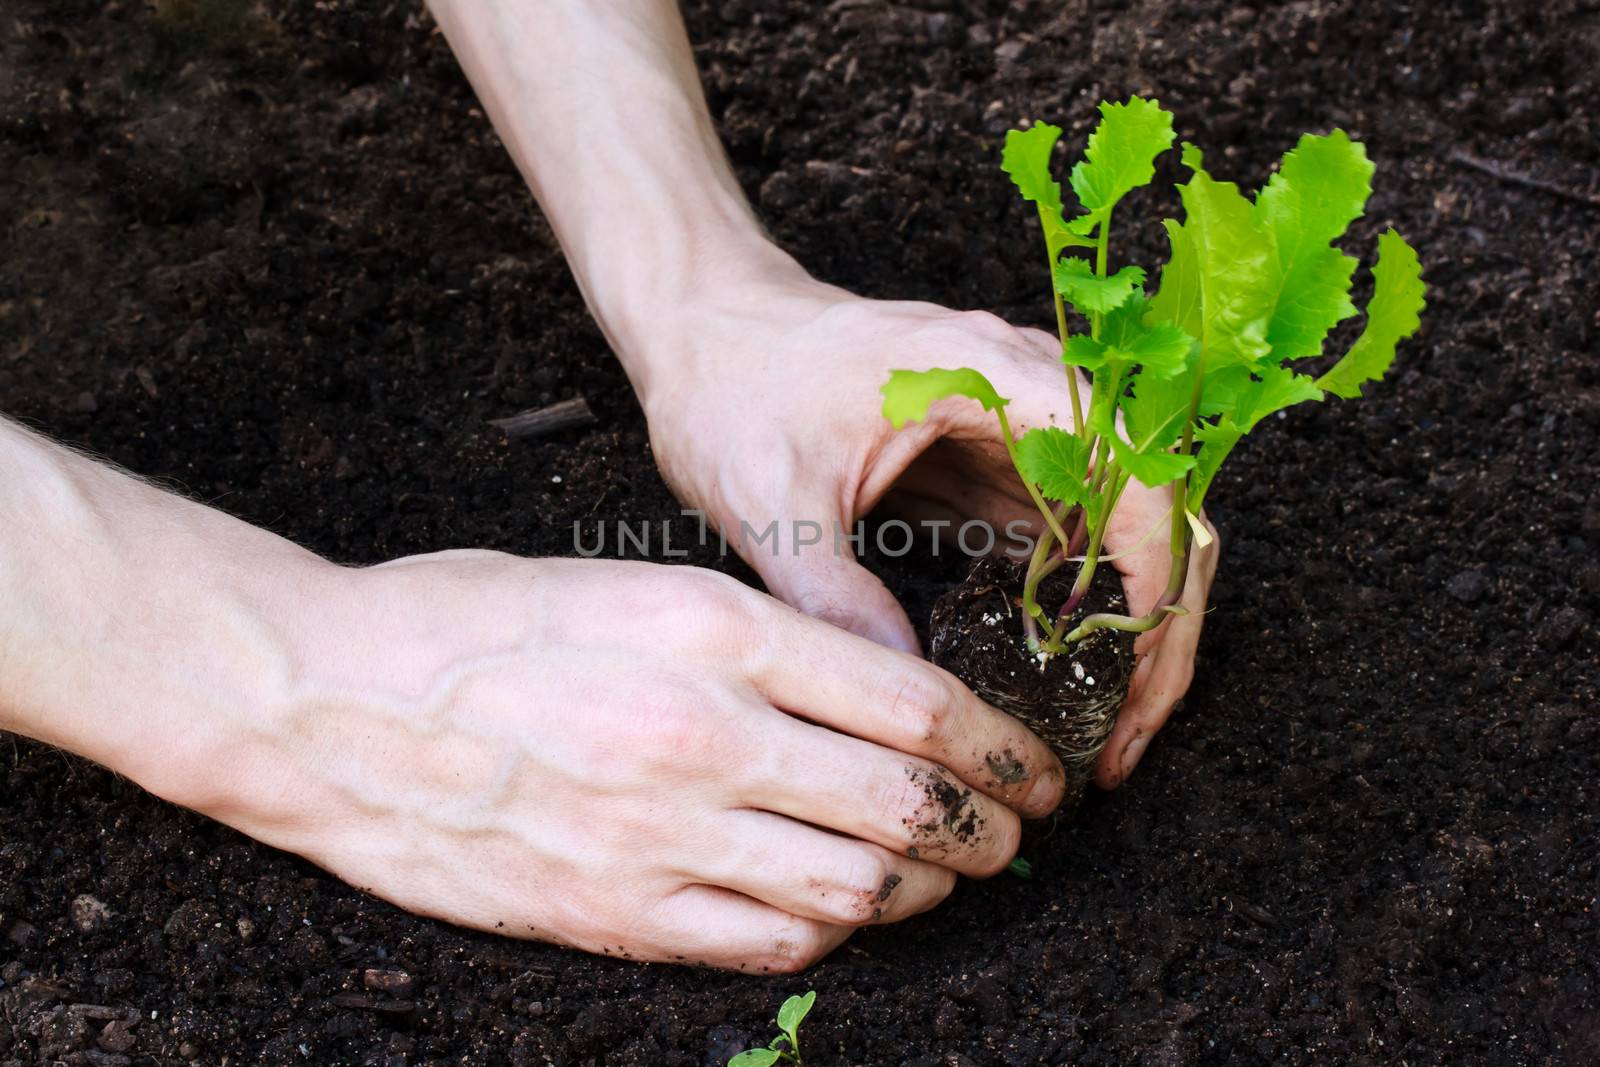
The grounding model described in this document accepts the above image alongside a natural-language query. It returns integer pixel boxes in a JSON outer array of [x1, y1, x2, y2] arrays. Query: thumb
[[747, 515, 921, 656]]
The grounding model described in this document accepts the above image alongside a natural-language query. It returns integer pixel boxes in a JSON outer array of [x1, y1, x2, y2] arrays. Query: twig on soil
[[488, 396, 596, 440], [1447, 149, 1600, 209]]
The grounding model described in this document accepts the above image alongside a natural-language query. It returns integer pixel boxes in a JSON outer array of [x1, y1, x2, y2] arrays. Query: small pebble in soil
[[70, 894, 114, 933], [98, 1019, 138, 1053], [363, 968, 416, 998]]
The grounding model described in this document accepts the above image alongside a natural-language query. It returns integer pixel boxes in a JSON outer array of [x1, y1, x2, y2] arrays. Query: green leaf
[[1002, 123, 1064, 221], [1066, 214, 1098, 237], [1061, 335, 1109, 372], [1108, 433, 1196, 489], [1197, 364, 1250, 418], [1122, 368, 1193, 453], [1052, 260, 1147, 316], [1257, 130, 1374, 256], [1004, 123, 1095, 255], [1189, 418, 1245, 508], [1196, 363, 1321, 427], [1149, 145, 1274, 370], [881, 368, 1009, 429], [777, 991, 816, 1038], [1100, 296, 1195, 376], [1016, 427, 1091, 504], [1255, 131, 1374, 360], [728, 1050, 782, 1067], [1317, 229, 1426, 399], [1232, 364, 1324, 429], [1068, 96, 1176, 228]]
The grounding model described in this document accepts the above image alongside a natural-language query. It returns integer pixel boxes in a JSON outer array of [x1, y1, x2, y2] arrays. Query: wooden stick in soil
[[488, 396, 596, 440], [1447, 149, 1600, 209]]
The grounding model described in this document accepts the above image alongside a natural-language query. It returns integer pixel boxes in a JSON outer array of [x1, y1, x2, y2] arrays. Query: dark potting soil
[[930, 557, 1136, 820], [2, 1, 1598, 1064]]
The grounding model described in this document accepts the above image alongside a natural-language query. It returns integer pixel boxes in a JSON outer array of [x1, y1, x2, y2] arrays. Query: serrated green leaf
[[1016, 427, 1091, 504], [1068, 96, 1176, 229], [1004, 123, 1095, 255], [1233, 364, 1324, 429], [1108, 433, 1196, 488], [1062, 335, 1109, 372], [1100, 296, 1195, 376], [1052, 260, 1147, 316], [1257, 130, 1374, 255], [1264, 247, 1360, 360], [1255, 131, 1374, 360], [777, 992, 816, 1037], [1122, 368, 1193, 453], [1066, 214, 1099, 237], [1189, 418, 1245, 508], [1196, 363, 1321, 427], [1317, 230, 1425, 399], [1149, 145, 1274, 370], [881, 368, 1009, 429], [1002, 123, 1064, 220]]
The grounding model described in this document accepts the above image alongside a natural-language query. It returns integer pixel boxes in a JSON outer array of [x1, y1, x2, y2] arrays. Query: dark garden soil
[[3, 1, 1598, 1064]]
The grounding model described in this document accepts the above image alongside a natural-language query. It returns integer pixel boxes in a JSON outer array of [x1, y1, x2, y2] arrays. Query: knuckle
[[671, 571, 758, 653], [825, 856, 894, 926], [885, 671, 955, 747], [952, 308, 1016, 342], [629, 687, 713, 767], [758, 924, 831, 974]]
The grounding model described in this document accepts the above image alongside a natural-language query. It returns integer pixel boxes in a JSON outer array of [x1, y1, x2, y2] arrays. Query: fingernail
[[1020, 757, 1067, 817], [1119, 735, 1149, 782]]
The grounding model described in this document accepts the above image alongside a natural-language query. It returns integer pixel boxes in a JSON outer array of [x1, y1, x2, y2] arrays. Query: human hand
[[185, 553, 1066, 971], [628, 271, 1219, 788]]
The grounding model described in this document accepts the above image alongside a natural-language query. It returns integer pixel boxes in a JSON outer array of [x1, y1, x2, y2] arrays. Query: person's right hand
[[188, 553, 1065, 972]]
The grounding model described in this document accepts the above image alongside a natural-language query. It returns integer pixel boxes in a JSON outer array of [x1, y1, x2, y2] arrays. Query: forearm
[[0, 418, 333, 811], [426, 0, 809, 396]]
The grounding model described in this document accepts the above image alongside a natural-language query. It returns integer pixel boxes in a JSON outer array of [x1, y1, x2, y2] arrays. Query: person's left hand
[[630, 271, 1219, 788]]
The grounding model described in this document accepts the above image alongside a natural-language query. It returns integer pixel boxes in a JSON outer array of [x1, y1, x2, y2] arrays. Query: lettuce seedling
[[882, 97, 1425, 656], [728, 990, 816, 1067]]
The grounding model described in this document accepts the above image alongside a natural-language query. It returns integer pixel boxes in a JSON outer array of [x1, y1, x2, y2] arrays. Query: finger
[[745, 601, 1068, 818], [647, 884, 853, 974], [695, 809, 955, 926], [745, 494, 921, 656], [1095, 517, 1221, 788], [745, 709, 1022, 877]]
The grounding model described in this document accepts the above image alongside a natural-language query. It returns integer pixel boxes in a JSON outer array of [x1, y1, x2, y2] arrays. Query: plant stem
[[1089, 208, 1113, 339], [1067, 343, 1212, 645], [998, 404, 1074, 650], [1059, 538, 1189, 644], [1042, 467, 1126, 653], [996, 407, 1074, 551], [1042, 207, 1087, 441], [1020, 500, 1077, 648]]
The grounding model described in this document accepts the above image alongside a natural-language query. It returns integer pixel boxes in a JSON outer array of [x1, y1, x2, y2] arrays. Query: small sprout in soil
[[728, 990, 817, 1067], [882, 96, 1426, 661], [1007, 856, 1034, 879]]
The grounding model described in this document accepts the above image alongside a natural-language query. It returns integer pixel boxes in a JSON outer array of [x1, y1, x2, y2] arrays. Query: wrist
[[582, 224, 821, 401], [0, 419, 342, 815]]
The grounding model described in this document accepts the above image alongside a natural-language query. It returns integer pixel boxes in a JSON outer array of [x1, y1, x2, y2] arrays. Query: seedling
[[728, 990, 816, 1066], [883, 97, 1425, 658]]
